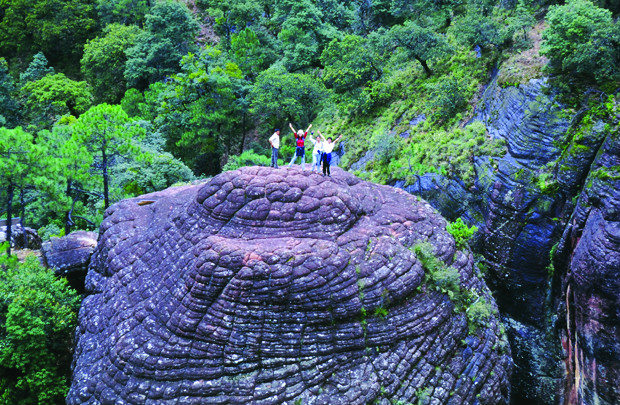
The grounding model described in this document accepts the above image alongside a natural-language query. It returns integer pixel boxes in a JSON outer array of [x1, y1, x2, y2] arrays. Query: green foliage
[[96, 0, 150, 26], [114, 150, 195, 196], [414, 242, 462, 300], [222, 149, 272, 171], [124, 1, 199, 90], [73, 103, 146, 208], [0, 0, 97, 69], [249, 66, 329, 129], [450, 5, 506, 51], [321, 35, 383, 93], [446, 218, 478, 250], [0, 254, 81, 405], [20, 73, 92, 130], [0, 58, 19, 128], [466, 297, 494, 334], [19, 52, 54, 85], [230, 28, 265, 79], [81, 23, 143, 103], [426, 75, 468, 122], [144, 48, 248, 175], [541, 0, 620, 85], [273, 0, 331, 70], [388, 21, 451, 77]]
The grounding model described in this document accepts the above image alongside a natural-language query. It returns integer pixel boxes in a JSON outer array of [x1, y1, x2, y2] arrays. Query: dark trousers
[[322, 152, 332, 175], [271, 147, 279, 168]]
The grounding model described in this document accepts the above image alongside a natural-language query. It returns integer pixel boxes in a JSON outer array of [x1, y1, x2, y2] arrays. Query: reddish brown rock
[[68, 167, 511, 405]]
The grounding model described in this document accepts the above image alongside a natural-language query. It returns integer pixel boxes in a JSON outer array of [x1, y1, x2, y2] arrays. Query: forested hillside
[[2, 0, 620, 404], [2, 0, 619, 236]]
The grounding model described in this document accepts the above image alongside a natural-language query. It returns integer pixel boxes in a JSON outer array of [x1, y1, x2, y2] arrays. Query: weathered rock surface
[[0, 224, 42, 249], [68, 167, 511, 405], [393, 77, 573, 404], [557, 128, 620, 405], [41, 231, 98, 293]]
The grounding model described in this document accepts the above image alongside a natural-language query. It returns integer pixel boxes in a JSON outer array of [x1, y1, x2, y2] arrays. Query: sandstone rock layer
[[68, 167, 511, 405]]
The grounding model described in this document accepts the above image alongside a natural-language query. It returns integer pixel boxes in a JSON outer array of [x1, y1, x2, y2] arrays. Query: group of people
[[268, 123, 343, 176]]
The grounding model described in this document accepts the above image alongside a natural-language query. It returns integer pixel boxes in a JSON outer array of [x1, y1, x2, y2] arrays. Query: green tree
[[321, 35, 383, 93], [273, 0, 332, 70], [0, 127, 46, 256], [37, 123, 96, 234], [230, 28, 265, 79], [197, 0, 263, 43], [541, 0, 620, 84], [146, 49, 248, 175], [388, 20, 451, 77], [450, 5, 505, 51], [19, 52, 54, 85], [114, 151, 195, 196], [81, 23, 143, 103], [72, 104, 145, 209], [124, 1, 200, 90], [0, 58, 19, 128], [0, 254, 81, 405], [0, 0, 97, 68], [20, 73, 92, 130], [249, 65, 329, 129], [96, 0, 150, 26]]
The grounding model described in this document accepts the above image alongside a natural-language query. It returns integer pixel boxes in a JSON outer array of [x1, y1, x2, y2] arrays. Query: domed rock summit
[[68, 167, 511, 405]]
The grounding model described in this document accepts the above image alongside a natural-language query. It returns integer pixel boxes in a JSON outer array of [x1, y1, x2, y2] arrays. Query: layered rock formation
[[394, 78, 572, 403], [42, 231, 98, 293], [68, 167, 511, 405], [557, 127, 620, 405], [388, 75, 620, 405]]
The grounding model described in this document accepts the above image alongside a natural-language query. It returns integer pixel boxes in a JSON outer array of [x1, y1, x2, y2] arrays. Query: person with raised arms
[[321, 133, 343, 177], [287, 122, 312, 170]]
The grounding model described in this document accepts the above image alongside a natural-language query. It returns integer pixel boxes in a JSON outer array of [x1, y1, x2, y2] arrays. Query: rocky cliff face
[[68, 167, 511, 405], [557, 126, 620, 405], [392, 75, 620, 405]]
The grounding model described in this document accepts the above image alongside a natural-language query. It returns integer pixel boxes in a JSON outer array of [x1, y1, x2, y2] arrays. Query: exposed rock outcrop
[[395, 77, 573, 404], [557, 128, 620, 405], [0, 224, 42, 249], [68, 167, 511, 405], [41, 231, 98, 293]]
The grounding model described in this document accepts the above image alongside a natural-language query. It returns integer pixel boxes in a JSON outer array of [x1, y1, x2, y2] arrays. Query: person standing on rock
[[322, 134, 343, 177], [309, 130, 325, 173], [269, 128, 280, 168], [288, 122, 312, 170]]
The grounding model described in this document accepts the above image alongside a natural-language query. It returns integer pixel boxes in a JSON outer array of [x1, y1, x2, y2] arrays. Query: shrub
[[0, 249, 81, 405], [222, 149, 272, 171], [446, 218, 478, 250]]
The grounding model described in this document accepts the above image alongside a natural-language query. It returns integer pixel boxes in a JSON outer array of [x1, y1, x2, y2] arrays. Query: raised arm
[[289, 122, 297, 135], [334, 134, 343, 144], [316, 130, 327, 142], [305, 123, 312, 133]]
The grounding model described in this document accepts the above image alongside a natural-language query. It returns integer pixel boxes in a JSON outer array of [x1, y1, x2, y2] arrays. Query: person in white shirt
[[321, 134, 343, 176], [269, 129, 280, 168], [308, 130, 326, 173]]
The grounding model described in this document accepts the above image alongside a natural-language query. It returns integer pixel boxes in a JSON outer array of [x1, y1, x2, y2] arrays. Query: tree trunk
[[5, 182, 13, 257], [102, 139, 109, 210], [65, 180, 72, 235], [240, 112, 247, 155], [415, 56, 432, 77], [20, 189, 26, 249]]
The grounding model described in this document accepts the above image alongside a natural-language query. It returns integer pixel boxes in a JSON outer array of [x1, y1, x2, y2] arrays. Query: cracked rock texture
[[557, 128, 620, 405], [42, 231, 97, 293], [68, 167, 511, 405]]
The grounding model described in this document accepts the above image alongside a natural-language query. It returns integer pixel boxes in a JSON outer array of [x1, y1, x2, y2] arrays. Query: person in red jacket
[[287, 122, 312, 170]]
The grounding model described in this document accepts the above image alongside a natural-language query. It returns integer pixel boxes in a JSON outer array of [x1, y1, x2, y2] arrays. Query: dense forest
[[2, 0, 620, 403]]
